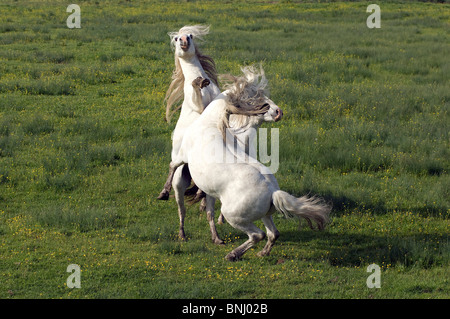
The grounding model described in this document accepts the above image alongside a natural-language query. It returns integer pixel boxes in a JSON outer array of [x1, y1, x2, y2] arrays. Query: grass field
[[0, 0, 448, 299]]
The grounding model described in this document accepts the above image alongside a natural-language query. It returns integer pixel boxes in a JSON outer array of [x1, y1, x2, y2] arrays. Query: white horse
[[158, 25, 221, 201], [169, 66, 331, 261], [157, 26, 283, 244], [174, 67, 283, 245]]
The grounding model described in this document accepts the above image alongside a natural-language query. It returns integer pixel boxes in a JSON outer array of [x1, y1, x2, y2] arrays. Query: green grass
[[0, 0, 449, 299]]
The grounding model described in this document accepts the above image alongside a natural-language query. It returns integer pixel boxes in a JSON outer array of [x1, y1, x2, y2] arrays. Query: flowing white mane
[[218, 65, 271, 139], [222, 65, 269, 111]]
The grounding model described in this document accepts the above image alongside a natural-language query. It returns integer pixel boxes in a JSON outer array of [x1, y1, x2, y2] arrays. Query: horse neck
[[230, 115, 262, 131], [178, 55, 206, 83]]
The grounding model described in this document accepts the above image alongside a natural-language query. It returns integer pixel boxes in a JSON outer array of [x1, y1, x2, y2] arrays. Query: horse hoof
[[257, 251, 268, 257], [225, 252, 239, 262], [200, 78, 210, 88], [194, 193, 205, 202], [179, 231, 187, 241], [214, 239, 225, 246], [192, 77, 210, 89], [192, 77, 203, 88], [157, 190, 170, 200]]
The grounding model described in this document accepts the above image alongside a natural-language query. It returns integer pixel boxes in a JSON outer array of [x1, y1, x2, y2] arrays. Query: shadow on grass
[[279, 229, 448, 269], [285, 187, 447, 218]]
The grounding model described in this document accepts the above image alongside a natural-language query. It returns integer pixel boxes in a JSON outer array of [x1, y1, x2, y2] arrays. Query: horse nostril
[[275, 108, 283, 121], [179, 36, 190, 49]]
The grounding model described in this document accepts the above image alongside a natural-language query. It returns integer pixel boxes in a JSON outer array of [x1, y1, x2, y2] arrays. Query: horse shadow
[[278, 227, 446, 268], [284, 187, 447, 218], [286, 189, 387, 217]]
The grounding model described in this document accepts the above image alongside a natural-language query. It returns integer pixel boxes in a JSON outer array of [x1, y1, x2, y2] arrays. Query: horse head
[[222, 65, 283, 123], [216, 64, 283, 140], [174, 33, 195, 57], [169, 25, 211, 59]]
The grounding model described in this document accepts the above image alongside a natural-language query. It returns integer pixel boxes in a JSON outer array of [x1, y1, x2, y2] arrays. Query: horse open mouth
[[180, 42, 190, 51]]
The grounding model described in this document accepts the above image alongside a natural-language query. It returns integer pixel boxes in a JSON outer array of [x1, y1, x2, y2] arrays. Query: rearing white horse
[[169, 66, 331, 261], [158, 26, 284, 245], [158, 25, 221, 201], [173, 66, 283, 245]]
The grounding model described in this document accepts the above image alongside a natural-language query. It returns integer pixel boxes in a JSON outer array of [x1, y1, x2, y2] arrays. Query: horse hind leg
[[204, 196, 224, 245], [225, 222, 266, 261], [257, 216, 280, 257], [173, 165, 191, 241]]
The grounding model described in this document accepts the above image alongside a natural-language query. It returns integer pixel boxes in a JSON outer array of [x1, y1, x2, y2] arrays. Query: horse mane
[[218, 65, 270, 139], [165, 25, 219, 122]]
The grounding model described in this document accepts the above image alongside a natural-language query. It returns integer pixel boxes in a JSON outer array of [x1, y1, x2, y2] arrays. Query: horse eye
[[189, 34, 193, 39], [174, 37, 178, 41]]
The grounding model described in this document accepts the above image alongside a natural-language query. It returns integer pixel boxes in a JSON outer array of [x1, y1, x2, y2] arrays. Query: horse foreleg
[[217, 213, 226, 225], [225, 222, 266, 261], [257, 216, 280, 257], [205, 195, 224, 245], [157, 161, 177, 200], [194, 188, 206, 212], [191, 77, 210, 113]]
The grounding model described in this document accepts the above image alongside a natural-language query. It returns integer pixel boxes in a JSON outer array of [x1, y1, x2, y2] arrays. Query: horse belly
[[188, 161, 224, 198], [191, 162, 273, 220]]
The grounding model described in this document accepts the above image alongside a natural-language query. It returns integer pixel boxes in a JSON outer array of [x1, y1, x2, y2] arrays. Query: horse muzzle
[[179, 37, 190, 51], [274, 108, 283, 122]]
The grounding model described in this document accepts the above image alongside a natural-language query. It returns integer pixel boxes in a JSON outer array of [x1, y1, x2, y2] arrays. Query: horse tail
[[272, 190, 331, 230]]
